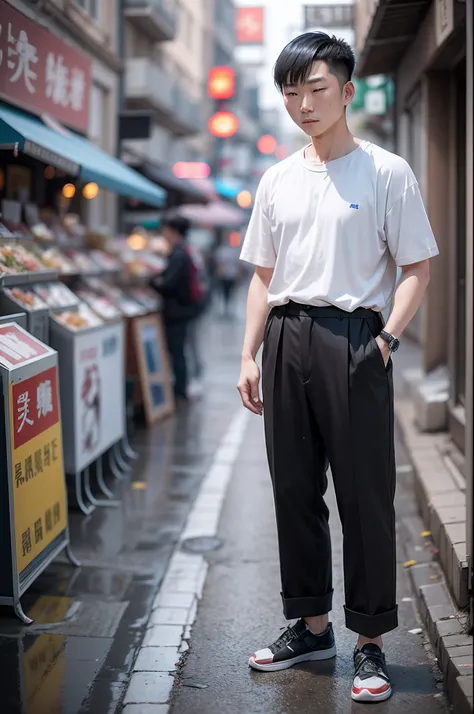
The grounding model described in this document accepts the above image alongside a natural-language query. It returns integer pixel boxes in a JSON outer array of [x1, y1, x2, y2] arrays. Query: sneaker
[[351, 644, 392, 702], [249, 619, 336, 672]]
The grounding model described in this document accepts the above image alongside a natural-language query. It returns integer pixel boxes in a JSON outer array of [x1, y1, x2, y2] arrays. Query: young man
[[237, 32, 439, 704]]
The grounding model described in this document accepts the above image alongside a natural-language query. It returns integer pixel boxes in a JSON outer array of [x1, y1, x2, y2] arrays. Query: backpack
[[184, 245, 206, 305]]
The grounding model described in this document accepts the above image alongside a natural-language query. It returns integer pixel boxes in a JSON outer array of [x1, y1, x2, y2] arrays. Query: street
[[0, 298, 451, 714]]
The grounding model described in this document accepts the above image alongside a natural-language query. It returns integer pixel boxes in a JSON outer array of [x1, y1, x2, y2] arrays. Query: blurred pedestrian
[[150, 212, 193, 404], [214, 239, 241, 319], [184, 240, 209, 397], [237, 32, 439, 704]]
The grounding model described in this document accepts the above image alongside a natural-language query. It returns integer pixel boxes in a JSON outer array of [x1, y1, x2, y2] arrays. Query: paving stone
[[446, 646, 474, 659], [133, 647, 181, 672], [420, 583, 451, 609], [436, 618, 465, 638], [150, 608, 190, 627], [143, 625, 183, 647], [443, 634, 474, 648], [124, 672, 173, 705], [431, 492, 467, 508], [453, 675, 474, 714], [123, 706, 169, 714], [154, 592, 196, 610]]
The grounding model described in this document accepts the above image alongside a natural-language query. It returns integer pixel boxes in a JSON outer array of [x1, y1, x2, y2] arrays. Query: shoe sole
[[248, 645, 337, 672], [351, 686, 392, 703]]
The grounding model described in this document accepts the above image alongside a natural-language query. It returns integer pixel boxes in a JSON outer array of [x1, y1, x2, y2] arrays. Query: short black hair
[[273, 32, 355, 91], [160, 210, 190, 238]]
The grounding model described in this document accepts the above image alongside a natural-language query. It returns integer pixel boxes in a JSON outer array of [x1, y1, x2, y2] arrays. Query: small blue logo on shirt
[[349, 203, 359, 210]]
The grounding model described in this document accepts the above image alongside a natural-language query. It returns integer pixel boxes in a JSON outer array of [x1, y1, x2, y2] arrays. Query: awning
[[0, 105, 166, 207], [355, 0, 431, 77], [143, 162, 209, 204], [178, 200, 248, 228]]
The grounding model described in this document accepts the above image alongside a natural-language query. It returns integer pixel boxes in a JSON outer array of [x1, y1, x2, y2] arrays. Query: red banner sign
[[0, 0, 91, 132], [12, 366, 60, 449], [236, 7, 264, 44]]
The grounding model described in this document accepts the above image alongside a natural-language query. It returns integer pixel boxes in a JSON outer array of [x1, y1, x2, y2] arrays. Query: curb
[[395, 404, 473, 713]]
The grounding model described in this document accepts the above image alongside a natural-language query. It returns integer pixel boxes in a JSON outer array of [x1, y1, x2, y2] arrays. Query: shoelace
[[354, 652, 387, 680], [272, 624, 299, 651]]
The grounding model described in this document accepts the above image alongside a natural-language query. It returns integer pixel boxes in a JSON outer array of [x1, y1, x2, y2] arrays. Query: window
[[72, 0, 100, 23]]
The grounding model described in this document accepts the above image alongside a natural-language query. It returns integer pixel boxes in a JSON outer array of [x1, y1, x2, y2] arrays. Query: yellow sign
[[9, 366, 67, 574]]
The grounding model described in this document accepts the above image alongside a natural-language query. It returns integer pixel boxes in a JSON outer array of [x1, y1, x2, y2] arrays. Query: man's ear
[[343, 81, 355, 106]]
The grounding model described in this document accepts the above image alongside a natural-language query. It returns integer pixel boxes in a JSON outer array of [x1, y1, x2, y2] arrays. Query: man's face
[[161, 225, 177, 246], [282, 60, 353, 137]]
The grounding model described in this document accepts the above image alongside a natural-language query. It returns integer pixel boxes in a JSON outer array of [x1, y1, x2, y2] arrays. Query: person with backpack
[[150, 212, 195, 403]]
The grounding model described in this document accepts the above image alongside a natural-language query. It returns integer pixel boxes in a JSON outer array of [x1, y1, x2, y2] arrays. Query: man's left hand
[[375, 335, 391, 367]]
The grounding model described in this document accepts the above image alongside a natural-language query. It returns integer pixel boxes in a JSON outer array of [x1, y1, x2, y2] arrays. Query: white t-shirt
[[240, 141, 439, 312]]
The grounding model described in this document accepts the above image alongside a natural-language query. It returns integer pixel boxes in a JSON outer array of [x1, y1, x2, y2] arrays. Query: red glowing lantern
[[208, 112, 239, 138], [208, 66, 235, 100], [257, 134, 278, 155]]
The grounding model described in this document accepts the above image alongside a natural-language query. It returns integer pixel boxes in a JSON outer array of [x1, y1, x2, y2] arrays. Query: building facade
[[2, 0, 123, 231], [356, 0, 473, 627]]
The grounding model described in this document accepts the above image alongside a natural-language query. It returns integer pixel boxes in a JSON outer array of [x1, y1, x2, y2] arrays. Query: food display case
[[74, 286, 122, 321], [34, 282, 80, 310], [83, 278, 146, 318], [0, 286, 50, 343], [0, 243, 56, 284], [127, 287, 161, 313]]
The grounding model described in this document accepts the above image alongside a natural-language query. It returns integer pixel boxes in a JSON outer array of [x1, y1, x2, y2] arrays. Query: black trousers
[[262, 302, 397, 639], [165, 320, 189, 399]]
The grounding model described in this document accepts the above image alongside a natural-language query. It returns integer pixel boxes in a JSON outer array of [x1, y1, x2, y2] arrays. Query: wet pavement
[[0, 294, 451, 714], [0, 304, 244, 714]]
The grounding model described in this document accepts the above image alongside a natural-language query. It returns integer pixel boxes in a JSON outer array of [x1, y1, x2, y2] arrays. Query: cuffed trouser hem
[[282, 591, 333, 620], [344, 605, 398, 638]]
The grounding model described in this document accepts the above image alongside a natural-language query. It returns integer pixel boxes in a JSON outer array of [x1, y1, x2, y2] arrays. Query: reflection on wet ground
[[0, 311, 245, 714]]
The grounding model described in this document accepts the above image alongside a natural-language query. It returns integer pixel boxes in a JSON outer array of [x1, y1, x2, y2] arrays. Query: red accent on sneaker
[[352, 683, 390, 695], [254, 657, 274, 664]]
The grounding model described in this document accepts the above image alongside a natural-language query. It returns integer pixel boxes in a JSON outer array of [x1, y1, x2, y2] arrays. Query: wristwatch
[[379, 330, 400, 353]]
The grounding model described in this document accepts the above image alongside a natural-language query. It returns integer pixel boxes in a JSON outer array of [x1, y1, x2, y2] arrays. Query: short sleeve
[[384, 181, 439, 266], [239, 174, 276, 268]]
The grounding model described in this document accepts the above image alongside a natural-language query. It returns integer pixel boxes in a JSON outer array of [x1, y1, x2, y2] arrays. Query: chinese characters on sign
[[14, 436, 59, 488], [13, 367, 59, 449], [9, 364, 67, 573], [303, 4, 354, 30], [236, 7, 264, 44], [21, 501, 61, 556], [0, 0, 91, 132]]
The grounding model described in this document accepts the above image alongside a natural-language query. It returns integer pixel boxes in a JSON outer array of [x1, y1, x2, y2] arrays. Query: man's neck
[[306, 119, 360, 164]]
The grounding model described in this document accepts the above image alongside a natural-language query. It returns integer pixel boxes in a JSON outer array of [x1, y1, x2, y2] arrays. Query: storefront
[[355, 0, 472, 629]]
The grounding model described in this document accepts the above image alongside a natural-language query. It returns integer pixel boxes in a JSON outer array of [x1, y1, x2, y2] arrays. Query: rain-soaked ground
[[0, 295, 451, 714]]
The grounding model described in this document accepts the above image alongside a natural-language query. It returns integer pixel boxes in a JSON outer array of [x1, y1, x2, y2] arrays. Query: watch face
[[391, 338, 400, 353]]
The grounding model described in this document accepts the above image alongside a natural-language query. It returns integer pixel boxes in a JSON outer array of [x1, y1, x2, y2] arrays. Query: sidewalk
[[119, 321, 452, 714]]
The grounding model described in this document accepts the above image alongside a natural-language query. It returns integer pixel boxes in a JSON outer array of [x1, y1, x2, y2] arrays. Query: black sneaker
[[352, 644, 392, 702], [249, 619, 336, 672]]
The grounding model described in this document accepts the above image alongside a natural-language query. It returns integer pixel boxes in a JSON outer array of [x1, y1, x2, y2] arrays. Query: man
[[237, 32, 438, 704], [151, 212, 193, 403], [214, 238, 241, 319]]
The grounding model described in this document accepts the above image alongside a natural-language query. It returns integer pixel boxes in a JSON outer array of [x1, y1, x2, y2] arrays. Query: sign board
[[73, 322, 125, 472], [236, 7, 264, 44], [9, 366, 66, 574], [303, 4, 354, 30], [51, 320, 125, 473], [132, 314, 174, 425], [0, 322, 70, 621], [0, 0, 91, 132]]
